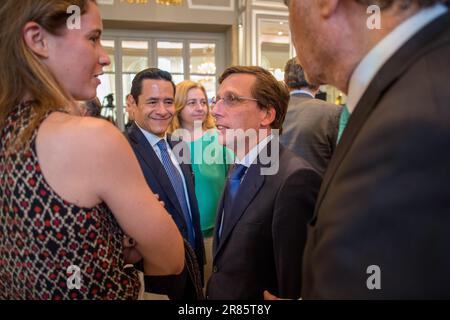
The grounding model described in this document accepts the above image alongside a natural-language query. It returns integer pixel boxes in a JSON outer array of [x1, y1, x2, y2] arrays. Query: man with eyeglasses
[[125, 68, 204, 300], [206, 66, 322, 300]]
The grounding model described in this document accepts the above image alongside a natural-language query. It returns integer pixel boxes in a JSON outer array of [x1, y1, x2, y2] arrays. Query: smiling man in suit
[[125, 68, 204, 299], [206, 66, 322, 300], [283, 0, 450, 298]]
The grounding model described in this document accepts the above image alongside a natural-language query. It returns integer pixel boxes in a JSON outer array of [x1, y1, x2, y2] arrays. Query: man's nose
[[155, 101, 170, 114]]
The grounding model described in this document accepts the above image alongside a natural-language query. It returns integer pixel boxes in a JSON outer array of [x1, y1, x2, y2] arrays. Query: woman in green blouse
[[169, 81, 233, 284]]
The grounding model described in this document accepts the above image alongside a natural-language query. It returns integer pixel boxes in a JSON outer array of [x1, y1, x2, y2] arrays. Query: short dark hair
[[219, 66, 290, 134], [130, 68, 176, 104], [284, 57, 319, 91]]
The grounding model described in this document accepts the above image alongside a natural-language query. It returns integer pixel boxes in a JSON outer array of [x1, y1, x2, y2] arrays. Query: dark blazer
[[126, 122, 205, 299], [280, 93, 341, 176], [302, 12, 450, 299], [206, 141, 322, 300]]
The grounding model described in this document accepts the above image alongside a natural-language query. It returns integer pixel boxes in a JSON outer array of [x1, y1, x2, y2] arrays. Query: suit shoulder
[[310, 99, 342, 114], [278, 145, 318, 176]]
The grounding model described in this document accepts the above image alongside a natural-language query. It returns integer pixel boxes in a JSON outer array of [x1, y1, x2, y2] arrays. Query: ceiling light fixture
[[155, 0, 183, 5]]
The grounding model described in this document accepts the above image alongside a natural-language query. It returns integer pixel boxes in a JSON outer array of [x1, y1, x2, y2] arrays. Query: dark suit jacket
[[126, 122, 205, 299], [280, 93, 341, 176], [206, 141, 322, 300], [302, 11, 450, 299]]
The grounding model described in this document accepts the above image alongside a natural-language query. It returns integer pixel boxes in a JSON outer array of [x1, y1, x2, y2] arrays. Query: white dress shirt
[[235, 133, 274, 169], [290, 89, 315, 98], [347, 3, 448, 114]]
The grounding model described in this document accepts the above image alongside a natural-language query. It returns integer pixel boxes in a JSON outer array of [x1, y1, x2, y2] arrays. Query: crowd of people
[[1, 0, 450, 300]]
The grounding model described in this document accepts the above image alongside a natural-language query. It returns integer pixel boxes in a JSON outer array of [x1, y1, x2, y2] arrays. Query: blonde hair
[[168, 80, 215, 133], [0, 0, 95, 152]]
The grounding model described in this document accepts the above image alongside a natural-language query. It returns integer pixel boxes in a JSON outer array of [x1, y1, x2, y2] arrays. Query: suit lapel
[[167, 136, 203, 237], [128, 124, 186, 222], [213, 139, 280, 259], [213, 193, 225, 255], [214, 163, 265, 259], [167, 136, 196, 206], [313, 12, 450, 221]]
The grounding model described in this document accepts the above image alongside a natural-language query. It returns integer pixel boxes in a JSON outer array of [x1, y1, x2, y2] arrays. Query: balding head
[[284, 0, 445, 92]]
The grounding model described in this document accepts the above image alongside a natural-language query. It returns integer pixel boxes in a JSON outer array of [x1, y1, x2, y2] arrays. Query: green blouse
[[189, 130, 234, 237]]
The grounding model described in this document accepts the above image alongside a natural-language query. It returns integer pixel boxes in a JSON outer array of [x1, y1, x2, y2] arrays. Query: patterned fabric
[[156, 140, 195, 249], [183, 239, 204, 300], [0, 104, 140, 300]]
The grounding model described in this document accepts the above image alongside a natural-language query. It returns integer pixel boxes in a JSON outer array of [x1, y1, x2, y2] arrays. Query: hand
[[123, 235, 143, 264], [154, 193, 165, 208], [264, 290, 280, 300]]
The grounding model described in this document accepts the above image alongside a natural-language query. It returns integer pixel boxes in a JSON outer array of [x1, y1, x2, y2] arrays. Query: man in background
[[281, 57, 341, 176]]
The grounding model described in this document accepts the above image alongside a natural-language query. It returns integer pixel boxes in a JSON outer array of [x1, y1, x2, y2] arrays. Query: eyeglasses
[[211, 94, 258, 107]]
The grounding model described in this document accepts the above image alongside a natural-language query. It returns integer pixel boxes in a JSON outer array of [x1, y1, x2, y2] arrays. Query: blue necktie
[[219, 164, 247, 238], [226, 164, 248, 203], [157, 140, 195, 248]]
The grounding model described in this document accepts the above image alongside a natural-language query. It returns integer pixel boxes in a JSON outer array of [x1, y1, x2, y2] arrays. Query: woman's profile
[[0, 0, 184, 300]]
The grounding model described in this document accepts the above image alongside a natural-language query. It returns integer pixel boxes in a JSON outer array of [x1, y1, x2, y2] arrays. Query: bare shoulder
[[36, 112, 135, 207], [38, 112, 129, 160]]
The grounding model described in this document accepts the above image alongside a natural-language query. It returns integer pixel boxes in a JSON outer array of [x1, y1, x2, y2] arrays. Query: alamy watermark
[[366, 265, 381, 290], [367, 5, 382, 30], [66, 5, 81, 30], [67, 265, 82, 290]]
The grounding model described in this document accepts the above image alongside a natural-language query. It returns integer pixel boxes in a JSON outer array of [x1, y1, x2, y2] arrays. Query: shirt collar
[[236, 134, 273, 168], [347, 3, 447, 114], [135, 121, 167, 148], [290, 89, 315, 98]]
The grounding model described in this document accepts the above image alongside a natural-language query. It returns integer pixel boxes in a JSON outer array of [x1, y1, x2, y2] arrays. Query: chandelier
[[155, 0, 183, 5]]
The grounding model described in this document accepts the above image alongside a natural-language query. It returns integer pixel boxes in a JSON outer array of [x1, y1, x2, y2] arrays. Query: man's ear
[[260, 106, 276, 128], [316, 0, 339, 18], [23, 21, 49, 58], [128, 94, 138, 108]]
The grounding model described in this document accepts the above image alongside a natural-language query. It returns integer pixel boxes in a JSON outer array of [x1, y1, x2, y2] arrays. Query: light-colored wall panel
[[99, 0, 235, 25]]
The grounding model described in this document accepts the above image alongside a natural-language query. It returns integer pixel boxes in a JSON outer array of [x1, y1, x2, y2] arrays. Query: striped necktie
[[157, 139, 195, 248]]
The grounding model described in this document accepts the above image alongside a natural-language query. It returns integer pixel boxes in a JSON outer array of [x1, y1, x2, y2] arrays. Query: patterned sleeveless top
[[0, 104, 140, 299]]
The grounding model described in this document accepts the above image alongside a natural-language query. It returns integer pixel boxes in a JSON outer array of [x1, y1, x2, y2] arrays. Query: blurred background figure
[[124, 93, 135, 131], [280, 57, 341, 176], [169, 80, 233, 285], [78, 97, 102, 117], [101, 93, 117, 125]]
